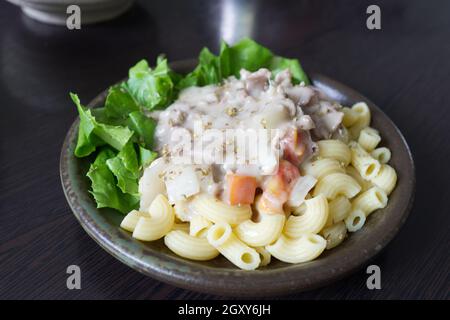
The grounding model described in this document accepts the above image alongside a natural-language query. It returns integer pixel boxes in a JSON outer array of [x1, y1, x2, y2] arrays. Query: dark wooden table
[[1, 0, 449, 300]]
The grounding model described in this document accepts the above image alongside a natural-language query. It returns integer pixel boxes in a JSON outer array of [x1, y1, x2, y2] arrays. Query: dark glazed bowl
[[60, 60, 415, 297]]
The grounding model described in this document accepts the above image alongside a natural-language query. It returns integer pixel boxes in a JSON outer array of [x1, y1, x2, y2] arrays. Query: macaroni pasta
[[118, 71, 398, 270]]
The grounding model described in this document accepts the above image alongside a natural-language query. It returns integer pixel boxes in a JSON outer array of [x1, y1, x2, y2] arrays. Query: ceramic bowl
[[60, 60, 415, 297]]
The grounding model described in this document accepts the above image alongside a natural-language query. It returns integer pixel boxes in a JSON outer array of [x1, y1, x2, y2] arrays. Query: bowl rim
[[60, 61, 415, 297]]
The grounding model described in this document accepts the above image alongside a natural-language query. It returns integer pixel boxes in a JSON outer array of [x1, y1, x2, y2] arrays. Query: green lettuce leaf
[[88, 88, 157, 149], [87, 147, 139, 214], [104, 84, 140, 119], [106, 143, 140, 196], [90, 108, 127, 126], [196, 48, 222, 84], [176, 71, 199, 90], [178, 38, 310, 87], [177, 48, 222, 89], [225, 38, 273, 77], [139, 145, 158, 168], [127, 111, 157, 149], [127, 56, 176, 110], [218, 41, 232, 78], [71, 93, 134, 157], [226, 38, 309, 84]]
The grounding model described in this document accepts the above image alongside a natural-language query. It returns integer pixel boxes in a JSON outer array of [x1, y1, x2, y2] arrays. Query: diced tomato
[[258, 160, 300, 214], [226, 175, 258, 205], [282, 128, 306, 166], [277, 160, 300, 191]]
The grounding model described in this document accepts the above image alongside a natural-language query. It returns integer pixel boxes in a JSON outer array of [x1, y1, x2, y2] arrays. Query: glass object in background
[[6, 0, 133, 25], [220, 0, 256, 44]]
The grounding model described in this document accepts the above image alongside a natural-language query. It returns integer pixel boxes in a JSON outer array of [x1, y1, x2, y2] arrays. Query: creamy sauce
[[142, 68, 344, 206]]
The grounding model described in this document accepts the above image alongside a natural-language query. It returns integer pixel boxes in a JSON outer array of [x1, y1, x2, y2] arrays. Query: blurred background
[[0, 0, 449, 299]]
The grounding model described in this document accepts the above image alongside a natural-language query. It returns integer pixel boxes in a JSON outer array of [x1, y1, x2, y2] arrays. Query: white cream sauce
[[141, 68, 344, 206]]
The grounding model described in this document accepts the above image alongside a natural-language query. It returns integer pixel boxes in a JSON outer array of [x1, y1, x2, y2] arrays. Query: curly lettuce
[[178, 38, 309, 89], [71, 93, 134, 157], [87, 148, 139, 213], [126, 56, 178, 110]]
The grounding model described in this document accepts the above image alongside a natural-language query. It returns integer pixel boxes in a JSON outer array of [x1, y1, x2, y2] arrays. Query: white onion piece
[[139, 158, 167, 211], [287, 175, 317, 207], [164, 165, 200, 203]]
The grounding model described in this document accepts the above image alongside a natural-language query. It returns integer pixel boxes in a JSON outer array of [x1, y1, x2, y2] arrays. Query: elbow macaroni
[[348, 102, 371, 139], [328, 196, 352, 224], [132, 194, 174, 241], [190, 214, 212, 237], [255, 247, 272, 267], [321, 222, 347, 249], [190, 194, 252, 226], [352, 186, 388, 217], [349, 141, 381, 180], [235, 212, 285, 246], [119, 99, 397, 269], [358, 127, 381, 152], [346, 165, 373, 191], [302, 158, 345, 180], [313, 172, 361, 199], [120, 210, 147, 232], [371, 147, 391, 164], [207, 223, 261, 270], [266, 234, 327, 264], [164, 230, 219, 261], [284, 195, 329, 237], [317, 140, 351, 166], [370, 164, 397, 195], [342, 107, 359, 127], [345, 209, 366, 232]]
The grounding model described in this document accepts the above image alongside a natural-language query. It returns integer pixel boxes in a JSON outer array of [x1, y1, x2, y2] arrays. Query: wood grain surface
[[0, 0, 449, 299]]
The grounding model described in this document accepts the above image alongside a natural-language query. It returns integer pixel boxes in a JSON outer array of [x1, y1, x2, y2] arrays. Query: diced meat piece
[[286, 86, 315, 106], [274, 69, 293, 88], [321, 111, 344, 133], [296, 115, 315, 130], [302, 101, 344, 139], [241, 68, 271, 97]]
